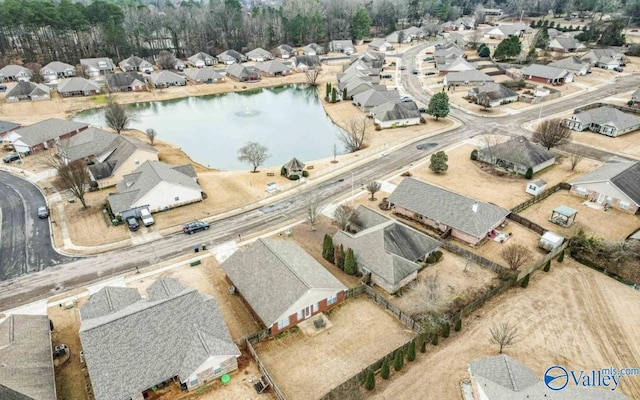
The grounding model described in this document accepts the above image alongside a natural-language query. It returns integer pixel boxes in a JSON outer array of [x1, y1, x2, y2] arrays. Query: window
[[134, 159, 139, 165], [277, 317, 289, 329], [327, 294, 338, 306], [189, 378, 198, 387], [619, 201, 630, 209], [174, 196, 180, 201], [575, 187, 587, 196], [213, 366, 222, 375]]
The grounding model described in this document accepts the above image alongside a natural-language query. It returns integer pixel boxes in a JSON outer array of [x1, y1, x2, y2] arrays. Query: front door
[[304, 306, 311, 319], [597, 193, 606, 204]]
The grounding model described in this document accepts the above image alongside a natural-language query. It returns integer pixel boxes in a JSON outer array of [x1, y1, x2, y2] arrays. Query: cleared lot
[[370, 259, 640, 399], [255, 296, 416, 400]]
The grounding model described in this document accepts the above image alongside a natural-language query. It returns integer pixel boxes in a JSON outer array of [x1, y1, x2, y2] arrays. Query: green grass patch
[[92, 95, 109, 103]]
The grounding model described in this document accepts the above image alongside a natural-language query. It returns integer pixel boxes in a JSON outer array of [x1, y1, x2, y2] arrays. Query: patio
[[549, 205, 578, 227]]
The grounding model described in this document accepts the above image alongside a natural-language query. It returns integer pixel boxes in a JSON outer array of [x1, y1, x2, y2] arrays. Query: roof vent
[[472, 202, 479, 213]]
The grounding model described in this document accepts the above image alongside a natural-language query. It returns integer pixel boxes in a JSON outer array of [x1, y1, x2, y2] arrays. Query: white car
[[139, 209, 155, 226]]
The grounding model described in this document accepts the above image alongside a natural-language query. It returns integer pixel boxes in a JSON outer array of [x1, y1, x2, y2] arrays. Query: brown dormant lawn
[[369, 258, 640, 399]]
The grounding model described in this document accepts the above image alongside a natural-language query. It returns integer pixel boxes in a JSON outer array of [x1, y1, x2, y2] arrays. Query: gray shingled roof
[[469, 83, 517, 100], [470, 354, 539, 392], [80, 278, 239, 400], [0, 120, 20, 135], [56, 77, 101, 94], [370, 100, 421, 122], [389, 177, 510, 238], [482, 135, 556, 168], [0, 315, 56, 400], [149, 70, 185, 86], [5, 82, 50, 99], [549, 36, 584, 50], [87, 134, 158, 180], [438, 58, 477, 72], [226, 63, 260, 80], [446, 70, 494, 83], [0, 384, 35, 400], [330, 40, 354, 51], [58, 127, 118, 161], [217, 49, 244, 61], [283, 157, 305, 171], [13, 118, 87, 147], [80, 57, 114, 71], [333, 206, 440, 287], [353, 88, 400, 108], [119, 55, 152, 70], [107, 72, 145, 89], [187, 52, 216, 64], [0, 65, 32, 79], [246, 48, 273, 59], [40, 61, 74, 75], [521, 64, 569, 80], [294, 55, 321, 68], [184, 68, 223, 82], [572, 160, 640, 205], [548, 56, 589, 72], [581, 48, 623, 64], [220, 239, 347, 327], [108, 160, 200, 215], [255, 60, 289, 75], [571, 106, 640, 132], [302, 43, 324, 54]]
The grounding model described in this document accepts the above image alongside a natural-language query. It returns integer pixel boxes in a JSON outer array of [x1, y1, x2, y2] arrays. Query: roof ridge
[[106, 287, 114, 312], [503, 355, 519, 391], [260, 239, 314, 289], [195, 328, 211, 355]]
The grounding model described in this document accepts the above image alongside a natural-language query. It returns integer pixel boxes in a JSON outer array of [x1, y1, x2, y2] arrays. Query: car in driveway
[[424, 71, 437, 76], [37, 206, 49, 219], [2, 153, 20, 163], [183, 220, 210, 234], [126, 216, 139, 232]]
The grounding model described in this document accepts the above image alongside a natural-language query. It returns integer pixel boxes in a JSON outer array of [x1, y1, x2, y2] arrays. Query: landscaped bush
[[364, 368, 375, 390], [558, 250, 565, 262], [431, 334, 439, 346], [302, 170, 309, 178], [434, 250, 443, 261], [521, 274, 530, 288], [525, 167, 533, 179], [280, 166, 286, 176], [407, 340, 416, 361], [420, 340, 427, 353], [470, 149, 478, 160], [394, 349, 404, 371], [455, 319, 462, 332], [401, 171, 412, 177], [426, 254, 437, 264], [380, 358, 391, 379], [442, 323, 450, 338], [289, 174, 300, 180], [502, 79, 527, 90], [543, 260, 551, 272]]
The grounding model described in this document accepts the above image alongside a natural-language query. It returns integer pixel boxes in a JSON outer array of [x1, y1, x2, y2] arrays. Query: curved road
[[1, 48, 638, 310], [0, 172, 72, 280]]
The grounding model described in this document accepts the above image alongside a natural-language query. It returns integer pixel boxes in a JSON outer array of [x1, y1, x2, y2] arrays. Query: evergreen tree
[[331, 88, 337, 103], [478, 45, 490, 57], [525, 167, 533, 179], [455, 319, 462, 332], [493, 36, 521, 60], [381, 358, 391, 379], [322, 234, 334, 261], [420, 340, 427, 353], [429, 151, 449, 174], [344, 248, 357, 275], [351, 8, 372, 41], [521, 274, 530, 288], [427, 92, 449, 120], [544, 260, 551, 272], [598, 19, 626, 46], [342, 87, 347, 100], [364, 368, 375, 390], [407, 340, 416, 361], [339, 244, 346, 269], [394, 349, 404, 371], [432, 334, 439, 345], [558, 249, 565, 263], [531, 27, 549, 50], [442, 323, 450, 338]]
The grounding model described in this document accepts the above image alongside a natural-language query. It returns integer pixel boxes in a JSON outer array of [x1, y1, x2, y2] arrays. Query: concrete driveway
[[0, 171, 72, 280]]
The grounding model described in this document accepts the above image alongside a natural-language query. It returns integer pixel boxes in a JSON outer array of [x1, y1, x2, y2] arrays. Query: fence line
[[517, 241, 568, 281], [508, 213, 547, 235], [510, 182, 571, 213], [574, 102, 640, 115], [456, 278, 516, 321], [363, 285, 422, 332], [345, 285, 365, 299], [246, 339, 287, 400], [439, 241, 510, 276]]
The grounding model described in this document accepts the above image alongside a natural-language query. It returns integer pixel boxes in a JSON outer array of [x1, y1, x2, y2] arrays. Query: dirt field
[[255, 296, 416, 400], [369, 259, 640, 399], [390, 140, 602, 210], [519, 190, 640, 240]]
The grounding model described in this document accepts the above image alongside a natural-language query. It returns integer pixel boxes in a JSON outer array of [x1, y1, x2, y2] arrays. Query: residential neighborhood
[[1, 3, 640, 400]]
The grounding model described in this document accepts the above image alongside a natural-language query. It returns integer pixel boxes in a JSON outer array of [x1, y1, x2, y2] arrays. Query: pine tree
[[455, 319, 462, 332], [431, 334, 439, 346], [364, 368, 375, 390], [407, 340, 416, 361], [342, 87, 347, 100], [521, 274, 530, 288], [420, 340, 427, 353], [344, 248, 357, 275], [558, 249, 564, 263], [339, 244, 346, 270], [493, 36, 521, 60], [427, 92, 449, 120], [543, 260, 551, 272], [322, 234, 330, 261], [331, 87, 337, 103], [394, 349, 404, 371], [381, 358, 391, 379], [442, 323, 450, 338], [525, 167, 533, 179]]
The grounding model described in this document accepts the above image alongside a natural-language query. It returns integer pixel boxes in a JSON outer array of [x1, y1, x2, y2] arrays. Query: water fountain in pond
[[236, 107, 260, 117]]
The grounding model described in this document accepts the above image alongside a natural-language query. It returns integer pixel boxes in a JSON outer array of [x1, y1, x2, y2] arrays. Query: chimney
[[472, 202, 479, 213]]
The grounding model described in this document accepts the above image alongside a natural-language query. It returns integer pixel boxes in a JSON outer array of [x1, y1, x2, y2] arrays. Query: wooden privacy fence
[[439, 240, 510, 276], [517, 241, 568, 281], [456, 278, 516, 321], [363, 285, 422, 332], [246, 339, 287, 400], [510, 182, 571, 213], [508, 213, 546, 235]]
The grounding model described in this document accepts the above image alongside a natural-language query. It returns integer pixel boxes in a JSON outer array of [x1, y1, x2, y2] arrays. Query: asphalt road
[[0, 171, 72, 280], [1, 46, 638, 311]]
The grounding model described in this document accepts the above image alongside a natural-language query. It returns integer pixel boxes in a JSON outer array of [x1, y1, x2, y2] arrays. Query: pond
[[73, 84, 343, 170]]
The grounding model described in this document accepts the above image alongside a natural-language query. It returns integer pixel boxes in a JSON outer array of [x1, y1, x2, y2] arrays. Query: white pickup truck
[[139, 209, 155, 227]]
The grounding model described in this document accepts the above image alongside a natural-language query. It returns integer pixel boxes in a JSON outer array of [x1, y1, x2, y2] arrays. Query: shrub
[[338, 244, 346, 270], [558, 250, 565, 262], [401, 171, 412, 177], [525, 167, 533, 179], [478, 45, 490, 58], [280, 166, 286, 176], [364, 368, 375, 390], [322, 234, 334, 262], [344, 248, 357, 275], [442, 323, 450, 338], [470, 149, 478, 160], [543, 260, 551, 272], [380, 358, 391, 379], [420, 340, 427, 353], [455, 319, 462, 332], [521, 274, 530, 288], [431, 334, 439, 346], [394, 349, 404, 371], [289, 174, 300, 180], [426, 254, 437, 264], [407, 340, 416, 361], [302, 170, 309, 178], [434, 250, 443, 261], [343, 87, 348, 100]]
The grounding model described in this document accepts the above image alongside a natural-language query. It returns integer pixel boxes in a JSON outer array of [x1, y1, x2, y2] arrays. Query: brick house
[[9, 119, 88, 154], [220, 239, 347, 336]]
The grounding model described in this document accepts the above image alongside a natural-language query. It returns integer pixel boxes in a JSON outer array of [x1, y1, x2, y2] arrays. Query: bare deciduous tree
[[145, 128, 157, 145], [333, 204, 356, 230], [237, 141, 269, 172], [156, 50, 177, 70], [480, 133, 503, 163], [532, 118, 572, 150], [568, 151, 584, 171], [45, 153, 91, 208], [468, 29, 484, 49], [304, 67, 321, 86], [105, 99, 133, 134], [303, 192, 326, 231], [489, 320, 520, 353], [337, 116, 370, 153], [500, 244, 533, 271], [366, 180, 381, 201]]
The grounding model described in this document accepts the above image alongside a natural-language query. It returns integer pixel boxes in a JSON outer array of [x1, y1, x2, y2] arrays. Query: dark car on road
[[126, 216, 139, 232], [37, 206, 49, 219], [183, 220, 210, 234], [2, 153, 20, 163]]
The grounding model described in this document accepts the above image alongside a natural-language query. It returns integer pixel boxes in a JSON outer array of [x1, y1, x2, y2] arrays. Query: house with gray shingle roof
[[40, 61, 75, 83], [548, 36, 586, 52], [333, 206, 440, 294], [437, 58, 477, 74], [0, 65, 33, 82], [119, 55, 154, 73], [329, 40, 355, 55], [273, 44, 296, 59], [469, 354, 629, 400], [220, 239, 347, 335], [443, 70, 494, 86], [434, 43, 466, 65], [226, 64, 261, 82], [217, 49, 246, 64], [484, 23, 529, 39], [147, 70, 186, 88], [0, 119, 20, 140], [292, 55, 321, 72], [521, 64, 573, 84], [352, 87, 400, 111], [301, 43, 325, 56], [389, 178, 510, 246], [107, 72, 147, 92], [477, 135, 556, 175], [255, 60, 293, 77], [80, 278, 240, 400], [9, 118, 87, 154], [4, 81, 50, 103], [548, 56, 591, 76], [563, 106, 640, 137], [581, 48, 625, 69], [184, 68, 224, 84], [56, 77, 102, 97], [570, 160, 640, 214], [0, 314, 56, 400], [246, 47, 274, 62], [368, 38, 394, 52], [467, 83, 518, 107], [371, 100, 422, 128], [187, 52, 217, 68], [80, 58, 114, 79], [107, 160, 201, 216]]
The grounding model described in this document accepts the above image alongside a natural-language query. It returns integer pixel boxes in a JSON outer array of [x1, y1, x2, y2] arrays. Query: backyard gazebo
[[549, 205, 578, 227], [282, 157, 305, 178]]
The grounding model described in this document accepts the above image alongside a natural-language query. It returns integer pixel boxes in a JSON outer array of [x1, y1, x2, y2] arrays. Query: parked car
[[423, 57, 433, 61], [37, 206, 49, 219], [183, 220, 209, 234], [424, 72, 436, 76], [0, 84, 7, 92], [2, 153, 20, 163], [400, 66, 407, 70], [400, 96, 412, 102], [126, 216, 139, 232], [613, 66, 624, 72], [412, 69, 419, 74], [418, 107, 427, 113], [139, 208, 155, 227]]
